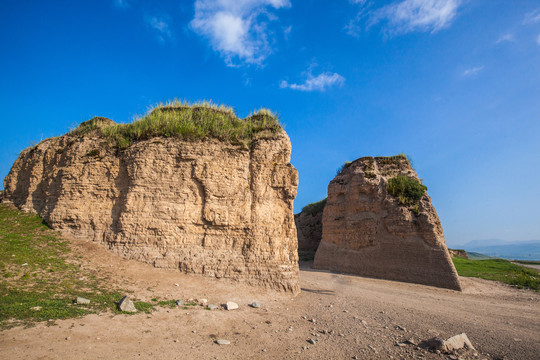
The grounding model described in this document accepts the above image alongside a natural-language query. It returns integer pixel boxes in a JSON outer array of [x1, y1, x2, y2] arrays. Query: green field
[[452, 257, 539, 291]]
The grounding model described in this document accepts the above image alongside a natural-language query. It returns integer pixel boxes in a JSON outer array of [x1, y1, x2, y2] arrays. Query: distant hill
[[459, 240, 540, 261], [466, 252, 500, 260]]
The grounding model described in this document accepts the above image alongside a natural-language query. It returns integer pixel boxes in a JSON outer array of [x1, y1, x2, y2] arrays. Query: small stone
[[301, 316, 307, 319], [339, 333, 345, 337], [250, 301, 261, 308], [76, 297, 91, 305], [395, 325, 406, 331], [30, 306, 42, 311], [307, 338, 317, 345], [302, 346, 307, 350], [405, 338, 417, 345], [65, 336, 70, 340], [207, 304, 218, 310], [395, 343, 406, 347], [361, 320, 368, 326], [174, 283, 179, 287], [175, 299, 183, 306], [309, 318, 316, 323], [199, 298, 208, 305], [192, 330, 196, 333], [118, 295, 137, 313], [22, 263, 28, 266], [225, 301, 238, 310], [216, 339, 230, 345]]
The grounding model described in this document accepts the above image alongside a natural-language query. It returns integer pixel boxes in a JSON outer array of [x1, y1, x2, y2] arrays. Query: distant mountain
[[460, 240, 540, 261]]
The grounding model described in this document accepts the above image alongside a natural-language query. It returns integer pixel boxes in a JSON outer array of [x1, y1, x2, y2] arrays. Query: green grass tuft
[[387, 175, 427, 215], [71, 100, 282, 149], [452, 257, 539, 291]]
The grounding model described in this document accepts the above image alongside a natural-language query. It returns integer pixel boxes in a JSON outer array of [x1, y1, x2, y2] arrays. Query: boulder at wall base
[[313, 156, 462, 291], [3, 108, 300, 293]]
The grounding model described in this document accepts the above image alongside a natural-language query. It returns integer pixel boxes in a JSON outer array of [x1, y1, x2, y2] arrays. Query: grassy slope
[[452, 257, 539, 291], [0, 204, 127, 328], [0, 204, 196, 329]]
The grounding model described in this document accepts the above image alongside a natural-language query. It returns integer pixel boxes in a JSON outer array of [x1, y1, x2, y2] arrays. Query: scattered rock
[[199, 298, 208, 305], [174, 283, 179, 287], [250, 301, 261, 308], [175, 299, 183, 306], [118, 296, 137, 313], [395, 325, 406, 331], [309, 318, 316, 323], [395, 343, 407, 347], [419, 333, 475, 353], [225, 301, 238, 310], [307, 338, 318, 345], [443, 333, 475, 353], [76, 297, 90, 305], [207, 304, 218, 310], [361, 320, 368, 326], [216, 339, 230, 345]]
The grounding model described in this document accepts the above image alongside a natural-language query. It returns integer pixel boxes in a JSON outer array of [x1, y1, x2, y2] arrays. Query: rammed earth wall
[[4, 123, 300, 292], [313, 156, 462, 291]]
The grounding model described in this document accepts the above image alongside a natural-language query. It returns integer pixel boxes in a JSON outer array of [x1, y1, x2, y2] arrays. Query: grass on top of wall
[[72, 100, 282, 149]]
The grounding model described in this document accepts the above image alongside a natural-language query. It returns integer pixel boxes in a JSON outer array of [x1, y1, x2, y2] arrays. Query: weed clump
[[387, 175, 427, 215], [71, 100, 282, 149]]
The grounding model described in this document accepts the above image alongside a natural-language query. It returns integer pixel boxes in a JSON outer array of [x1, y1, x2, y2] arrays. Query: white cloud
[[191, 0, 291, 66], [369, 0, 461, 35], [280, 71, 345, 92], [523, 8, 540, 24], [462, 66, 484, 77], [114, 0, 129, 8], [496, 33, 515, 44], [146, 15, 172, 43]]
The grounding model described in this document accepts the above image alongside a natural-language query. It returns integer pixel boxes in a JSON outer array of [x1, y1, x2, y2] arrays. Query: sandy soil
[[1, 239, 539, 360]]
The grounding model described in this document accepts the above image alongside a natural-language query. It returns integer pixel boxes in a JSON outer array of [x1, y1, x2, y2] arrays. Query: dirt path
[[512, 262, 540, 272], [1, 240, 539, 359]]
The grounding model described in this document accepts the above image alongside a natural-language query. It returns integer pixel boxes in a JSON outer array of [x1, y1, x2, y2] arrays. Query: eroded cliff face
[[4, 127, 300, 292], [313, 156, 462, 291]]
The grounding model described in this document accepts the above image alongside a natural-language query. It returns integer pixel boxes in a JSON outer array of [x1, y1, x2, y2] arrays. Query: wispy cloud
[[368, 0, 461, 35], [462, 66, 484, 77], [523, 8, 540, 24], [113, 0, 130, 8], [190, 0, 291, 66], [145, 15, 172, 43], [496, 33, 515, 44], [280, 71, 345, 92]]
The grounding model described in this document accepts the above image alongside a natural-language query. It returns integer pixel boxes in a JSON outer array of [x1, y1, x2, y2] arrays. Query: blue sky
[[1, 0, 539, 246]]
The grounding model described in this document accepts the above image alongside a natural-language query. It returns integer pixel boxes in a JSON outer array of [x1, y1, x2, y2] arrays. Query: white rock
[[118, 296, 137, 313], [76, 297, 90, 305], [225, 301, 238, 310], [216, 339, 230, 345]]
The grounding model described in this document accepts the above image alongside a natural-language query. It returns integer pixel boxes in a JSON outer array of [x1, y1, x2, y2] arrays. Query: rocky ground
[[1, 238, 539, 360]]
